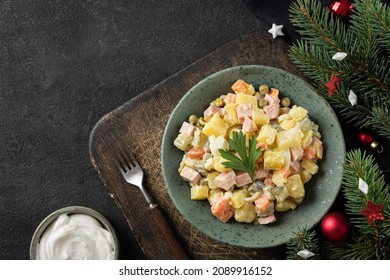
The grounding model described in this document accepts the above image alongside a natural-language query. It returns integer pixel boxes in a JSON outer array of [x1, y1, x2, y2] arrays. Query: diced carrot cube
[[269, 88, 280, 99], [231, 79, 248, 94], [211, 196, 234, 222], [188, 147, 205, 159], [302, 146, 316, 160], [254, 194, 271, 213]]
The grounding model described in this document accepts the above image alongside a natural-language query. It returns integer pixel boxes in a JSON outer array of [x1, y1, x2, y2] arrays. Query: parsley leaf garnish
[[219, 131, 262, 179]]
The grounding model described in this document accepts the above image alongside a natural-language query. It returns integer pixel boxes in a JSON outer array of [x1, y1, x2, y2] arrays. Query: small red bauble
[[358, 132, 373, 146], [329, 0, 354, 20], [321, 212, 350, 242]]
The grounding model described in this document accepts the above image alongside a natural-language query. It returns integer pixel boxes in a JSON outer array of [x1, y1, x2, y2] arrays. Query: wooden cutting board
[[89, 30, 306, 259]]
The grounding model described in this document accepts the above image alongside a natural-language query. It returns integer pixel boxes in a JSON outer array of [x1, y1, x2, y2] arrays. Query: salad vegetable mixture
[[174, 79, 323, 225]]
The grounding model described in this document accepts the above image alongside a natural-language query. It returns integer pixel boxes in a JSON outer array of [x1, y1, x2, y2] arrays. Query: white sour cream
[[37, 213, 115, 260]]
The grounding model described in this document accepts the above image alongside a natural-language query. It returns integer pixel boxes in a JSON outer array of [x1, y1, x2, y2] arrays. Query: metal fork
[[116, 150, 158, 209], [104, 140, 190, 259]]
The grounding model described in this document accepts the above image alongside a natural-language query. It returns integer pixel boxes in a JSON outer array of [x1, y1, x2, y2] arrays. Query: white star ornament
[[268, 23, 284, 39]]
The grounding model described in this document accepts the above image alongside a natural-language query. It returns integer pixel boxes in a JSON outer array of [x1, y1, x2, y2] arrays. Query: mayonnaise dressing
[[37, 213, 115, 260]]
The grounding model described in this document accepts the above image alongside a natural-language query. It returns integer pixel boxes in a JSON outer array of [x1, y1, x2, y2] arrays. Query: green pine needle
[[219, 131, 262, 179]]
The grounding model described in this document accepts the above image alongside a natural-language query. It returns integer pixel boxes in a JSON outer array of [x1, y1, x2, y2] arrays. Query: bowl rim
[[161, 64, 346, 248], [29, 206, 120, 260]]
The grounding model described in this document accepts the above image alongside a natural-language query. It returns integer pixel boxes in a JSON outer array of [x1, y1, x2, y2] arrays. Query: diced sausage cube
[[290, 147, 304, 162], [242, 116, 258, 132], [254, 164, 268, 180], [215, 171, 236, 191], [204, 105, 225, 118], [179, 122, 196, 136], [258, 214, 277, 224], [263, 103, 280, 119], [264, 93, 279, 105], [223, 93, 236, 104], [180, 166, 202, 185], [289, 160, 301, 174], [236, 103, 252, 123], [235, 171, 252, 187]]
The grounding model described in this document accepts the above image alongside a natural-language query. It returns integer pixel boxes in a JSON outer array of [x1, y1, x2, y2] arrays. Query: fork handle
[[148, 204, 191, 259], [139, 186, 158, 209]]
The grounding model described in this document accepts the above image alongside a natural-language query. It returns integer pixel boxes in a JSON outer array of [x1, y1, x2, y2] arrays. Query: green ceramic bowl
[[161, 65, 345, 248]]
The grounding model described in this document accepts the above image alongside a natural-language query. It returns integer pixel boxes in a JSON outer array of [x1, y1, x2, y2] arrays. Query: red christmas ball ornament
[[329, 0, 354, 20], [358, 132, 373, 146], [321, 212, 350, 242], [358, 132, 384, 153]]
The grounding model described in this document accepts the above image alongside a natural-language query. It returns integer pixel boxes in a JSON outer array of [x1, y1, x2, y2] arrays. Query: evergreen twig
[[286, 227, 320, 260], [323, 149, 390, 259], [289, 0, 390, 137]]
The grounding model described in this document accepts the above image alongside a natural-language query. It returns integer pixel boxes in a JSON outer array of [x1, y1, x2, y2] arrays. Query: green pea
[[281, 97, 291, 107], [259, 85, 269, 95], [214, 97, 224, 107], [188, 115, 198, 124], [258, 98, 268, 108]]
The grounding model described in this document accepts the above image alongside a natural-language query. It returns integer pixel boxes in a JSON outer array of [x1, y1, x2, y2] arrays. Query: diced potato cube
[[275, 199, 297, 212], [289, 105, 308, 121], [302, 130, 314, 148], [173, 133, 193, 151], [285, 174, 305, 199], [191, 185, 209, 200], [277, 113, 292, 122], [213, 155, 232, 173], [235, 92, 258, 106], [206, 172, 220, 189], [296, 117, 314, 132], [208, 189, 224, 205], [263, 151, 285, 170], [276, 127, 304, 149], [209, 135, 229, 156], [234, 202, 257, 223], [204, 157, 214, 171], [280, 119, 296, 130], [202, 113, 229, 137], [256, 124, 277, 145], [252, 107, 269, 125], [300, 169, 312, 184], [272, 170, 288, 186], [230, 189, 248, 209], [223, 103, 239, 126], [191, 129, 208, 148], [301, 160, 319, 175]]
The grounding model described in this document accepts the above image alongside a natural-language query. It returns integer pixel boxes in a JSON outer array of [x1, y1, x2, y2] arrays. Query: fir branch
[[289, 0, 390, 136], [324, 149, 390, 259], [365, 104, 390, 136], [350, 0, 381, 60], [286, 227, 320, 260], [289, 0, 350, 51], [323, 234, 390, 260], [367, 0, 390, 52]]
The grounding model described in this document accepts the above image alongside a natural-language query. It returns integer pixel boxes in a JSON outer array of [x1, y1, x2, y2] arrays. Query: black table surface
[[1, 0, 389, 260]]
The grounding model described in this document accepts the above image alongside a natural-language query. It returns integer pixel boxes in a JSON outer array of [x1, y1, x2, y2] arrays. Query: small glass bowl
[[30, 206, 120, 260]]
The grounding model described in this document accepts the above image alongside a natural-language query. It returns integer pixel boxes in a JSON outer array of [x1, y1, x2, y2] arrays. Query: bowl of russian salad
[[161, 65, 345, 248]]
